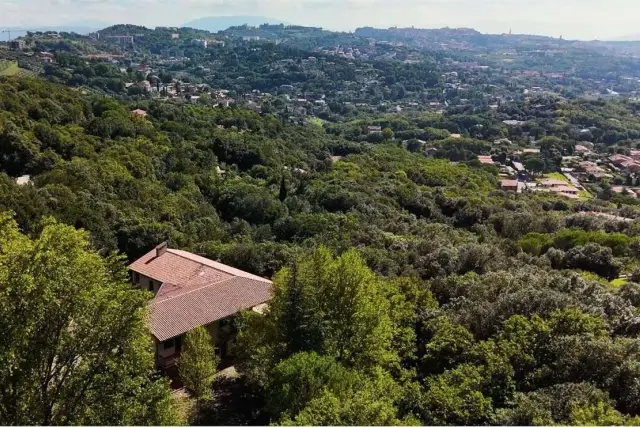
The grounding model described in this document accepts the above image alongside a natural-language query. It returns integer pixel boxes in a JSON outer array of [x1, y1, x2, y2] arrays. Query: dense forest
[[3, 74, 640, 425], [6, 11, 640, 424]]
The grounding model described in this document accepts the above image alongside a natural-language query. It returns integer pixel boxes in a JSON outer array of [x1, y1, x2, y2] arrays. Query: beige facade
[[132, 271, 161, 293], [152, 318, 237, 368]]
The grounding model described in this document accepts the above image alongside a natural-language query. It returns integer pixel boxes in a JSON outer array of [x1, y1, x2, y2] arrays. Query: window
[[133, 272, 140, 283], [148, 280, 154, 292], [162, 336, 181, 351]]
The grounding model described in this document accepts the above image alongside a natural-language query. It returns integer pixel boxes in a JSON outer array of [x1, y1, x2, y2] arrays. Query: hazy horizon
[[2, 0, 639, 41]]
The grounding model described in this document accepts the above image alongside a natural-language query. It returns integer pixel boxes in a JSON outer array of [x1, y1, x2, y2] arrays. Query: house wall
[[153, 320, 221, 362], [132, 272, 161, 294], [155, 336, 178, 360], [206, 320, 219, 344]]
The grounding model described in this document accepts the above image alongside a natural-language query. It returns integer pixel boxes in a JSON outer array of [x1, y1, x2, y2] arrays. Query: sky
[[1, 0, 639, 41]]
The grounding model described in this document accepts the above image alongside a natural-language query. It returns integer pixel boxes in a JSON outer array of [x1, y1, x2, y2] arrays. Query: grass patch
[[0, 61, 34, 77], [307, 117, 325, 127], [543, 172, 569, 182], [0, 61, 21, 76], [580, 271, 610, 285], [610, 278, 628, 287], [578, 190, 593, 200], [172, 391, 195, 424]]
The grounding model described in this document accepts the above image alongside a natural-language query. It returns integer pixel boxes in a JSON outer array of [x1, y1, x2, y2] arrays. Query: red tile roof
[[129, 248, 272, 341], [611, 154, 633, 164], [151, 276, 271, 341]]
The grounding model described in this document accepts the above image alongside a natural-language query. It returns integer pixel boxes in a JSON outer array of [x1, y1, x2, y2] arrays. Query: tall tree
[[0, 213, 180, 425], [235, 246, 396, 384], [279, 175, 287, 202], [178, 326, 218, 421]]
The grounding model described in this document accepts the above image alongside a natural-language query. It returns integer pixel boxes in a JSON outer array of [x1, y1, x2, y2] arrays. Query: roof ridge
[[167, 249, 271, 283], [167, 249, 239, 278], [153, 276, 235, 304], [151, 275, 253, 306]]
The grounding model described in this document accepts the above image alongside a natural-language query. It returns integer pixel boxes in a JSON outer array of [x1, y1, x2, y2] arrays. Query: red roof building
[[130, 108, 148, 118], [500, 179, 519, 192], [539, 178, 568, 188], [611, 154, 633, 165], [478, 155, 495, 165], [621, 161, 640, 173], [129, 243, 272, 367]]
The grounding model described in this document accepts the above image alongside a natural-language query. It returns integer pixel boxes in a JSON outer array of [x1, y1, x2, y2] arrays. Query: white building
[[192, 39, 208, 48]]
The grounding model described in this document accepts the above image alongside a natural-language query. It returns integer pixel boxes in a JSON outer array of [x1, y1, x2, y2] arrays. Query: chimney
[[155, 241, 168, 258]]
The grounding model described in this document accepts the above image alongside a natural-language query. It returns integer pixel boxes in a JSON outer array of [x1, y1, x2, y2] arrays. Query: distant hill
[[0, 22, 110, 41], [610, 34, 640, 42], [182, 16, 288, 33]]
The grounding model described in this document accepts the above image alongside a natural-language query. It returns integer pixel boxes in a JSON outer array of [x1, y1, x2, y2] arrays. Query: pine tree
[[280, 260, 322, 355], [236, 246, 396, 380], [279, 175, 287, 202]]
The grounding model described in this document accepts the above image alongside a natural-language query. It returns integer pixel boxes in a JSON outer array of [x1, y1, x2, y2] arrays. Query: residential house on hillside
[[9, 40, 25, 50], [538, 179, 568, 188], [500, 179, 519, 192], [535, 179, 580, 198], [38, 52, 54, 63], [610, 154, 640, 173], [131, 109, 148, 118], [574, 144, 591, 154], [478, 155, 495, 165], [128, 243, 272, 369]]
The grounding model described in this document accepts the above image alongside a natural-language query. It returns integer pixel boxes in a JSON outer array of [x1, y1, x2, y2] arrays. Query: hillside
[[183, 16, 288, 33], [0, 23, 108, 41], [7, 17, 640, 427], [4, 71, 640, 424]]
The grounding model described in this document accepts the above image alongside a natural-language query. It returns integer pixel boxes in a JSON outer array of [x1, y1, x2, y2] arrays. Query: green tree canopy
[[179, 326, 218, 401], [235, 246, 397, 384], [0, 212, 179, 425]]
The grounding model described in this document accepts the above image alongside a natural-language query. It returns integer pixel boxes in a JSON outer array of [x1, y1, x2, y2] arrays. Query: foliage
[[179, 326, 219, 400], [420, 364, 494, 425], [265, 352, 349, 419], [235, 246, 398, 383], [283, 368, 414, 426], [4, 58, 640, 425], [0, 213, 179, 425]]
